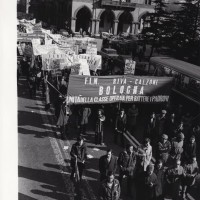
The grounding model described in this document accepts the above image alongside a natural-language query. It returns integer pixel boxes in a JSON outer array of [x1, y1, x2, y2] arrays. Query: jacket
[[118, 150, 136, 176], [70, 142, 88, 164], [115, 114, 127, 132], [99, 155, 118, 177], [99, 179, 121, 200]]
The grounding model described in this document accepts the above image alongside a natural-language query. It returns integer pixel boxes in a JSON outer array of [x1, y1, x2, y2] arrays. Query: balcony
[[99, 0, 154, 9]]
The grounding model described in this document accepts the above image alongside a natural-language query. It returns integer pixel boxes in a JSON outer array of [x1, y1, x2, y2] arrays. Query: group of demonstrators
[[17, 18, 200, 200], [68, 105, 199, 200]]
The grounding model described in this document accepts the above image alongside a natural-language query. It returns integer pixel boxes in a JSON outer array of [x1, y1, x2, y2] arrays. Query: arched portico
[[117, 11, 133, 34]]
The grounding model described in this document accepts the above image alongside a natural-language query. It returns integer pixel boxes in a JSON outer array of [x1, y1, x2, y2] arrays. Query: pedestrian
[[165, 113, 177, 140], [99, 149, 118, 182], [95, 109, 106, 145], [170, 132, 185, 162], [142, 164, 158, 200], [28, 71, 36, 98], [78, 106, 91, 135], [70, 136, 88, 181], [156, 110, 167, 137], [99, 171, 121, 200], [154, 160, 165, 200], [56, 102, 71, 139], [156, 134, 171, 165], [181, 157, 199, 199], [174, 120, 185, 136], [145, 112, 156, 144], [137, 138, 152, 171], [114, 108, 127, 146], [127, 104, 139, 133], [118, 144, 137, 197], [183, 135, 196, 164], [165, 159, 184, 200]]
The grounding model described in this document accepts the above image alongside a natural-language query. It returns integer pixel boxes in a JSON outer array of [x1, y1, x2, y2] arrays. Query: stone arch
[[97, 9, 116, 21], [117, 11, 133, 34], [73, 5, 92, 19], [98, 9, 116, 33], [75, 6, 93, 33], [138, 11, 150, 22]]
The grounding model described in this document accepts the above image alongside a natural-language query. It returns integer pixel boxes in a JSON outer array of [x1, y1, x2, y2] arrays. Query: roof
[[150, 56, 200, 81]]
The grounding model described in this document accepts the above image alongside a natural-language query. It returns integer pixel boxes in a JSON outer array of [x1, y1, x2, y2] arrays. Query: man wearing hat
[[70, 136, 88, 181], [157, 134, 171, 164], [170, 132, 184, 161]]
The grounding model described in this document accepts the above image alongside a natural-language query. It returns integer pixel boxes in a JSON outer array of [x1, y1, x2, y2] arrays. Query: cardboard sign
[[124, 59, 136, 75]]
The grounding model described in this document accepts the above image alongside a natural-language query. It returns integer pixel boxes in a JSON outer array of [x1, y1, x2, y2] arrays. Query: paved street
[[18, 76, 200, 200]]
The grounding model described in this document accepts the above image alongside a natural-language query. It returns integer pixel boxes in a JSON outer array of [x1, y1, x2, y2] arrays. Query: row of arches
[[74, 6, 149, 35]]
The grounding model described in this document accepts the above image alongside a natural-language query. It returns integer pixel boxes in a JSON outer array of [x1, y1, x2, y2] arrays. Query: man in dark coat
[[70, 136, 88, 181], [78, 107, 91, 135], [99, 149, 118, 181], [183, 135, 196, 164], [156, 110, 167, 137], [118, 144, 136, 197], [154, 160, 165, 200], [115, 108, 126, 146], [165, 113, 177, 140], [142, 164, 158, 200], [157, 134, 171, 165], [99, 171, 121, 200], [181, 157, 199, 199]]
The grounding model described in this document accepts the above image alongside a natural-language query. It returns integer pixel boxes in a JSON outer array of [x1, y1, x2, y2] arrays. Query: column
[[95, 19, 100, 34], [131, 22, 135, 34], [91, 19, 96, 35], [134, 22, 139, 34], [114, 20, 119, 35], [26, 0, 30, 14], [71, 17, 76, 32]]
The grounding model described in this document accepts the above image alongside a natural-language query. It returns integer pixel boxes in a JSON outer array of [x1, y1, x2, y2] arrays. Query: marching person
[[181, 157, 199, 199], [156, 110, 167, 137], [142, 164, 158, 200], [157, 134, 171, 165], [95, 109, 106, 145], [145, 112, 156, 145], [99, 149, 118, 182], [154, 160, 165, 200], [166, 159, 184, 200], [99, 171, 121, 200], [70, 136, 88, 181], [183, 135, 196, 164], [118, 144, 137, 197], [137, 138, 152, 171], [115, 108, 127, 146], [127, 104, 139, 133], [170, 132, 185, 162], [78, 106, 91, 136]]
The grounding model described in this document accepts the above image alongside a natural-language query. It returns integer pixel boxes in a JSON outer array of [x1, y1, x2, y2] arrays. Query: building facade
[[71, 0, 154, 35], [18, 0, 154, 35]]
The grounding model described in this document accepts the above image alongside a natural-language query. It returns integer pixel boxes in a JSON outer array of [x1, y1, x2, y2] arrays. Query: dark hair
[[107, 171, 114, 177], [107, 149, 113, 153], [144, 138, 151, 144], [126, 144, 133, 150], [77, 135, 84, 141]]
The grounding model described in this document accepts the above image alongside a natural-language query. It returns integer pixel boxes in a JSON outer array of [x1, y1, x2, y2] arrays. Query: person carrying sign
[[70, 136, 88, 182]]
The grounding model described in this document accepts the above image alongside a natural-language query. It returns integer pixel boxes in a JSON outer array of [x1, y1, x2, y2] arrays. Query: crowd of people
[[18, 54, 200, 200]]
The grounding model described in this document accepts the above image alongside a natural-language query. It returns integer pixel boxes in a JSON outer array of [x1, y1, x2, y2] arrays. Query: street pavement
[[18, 76, 200, 200]]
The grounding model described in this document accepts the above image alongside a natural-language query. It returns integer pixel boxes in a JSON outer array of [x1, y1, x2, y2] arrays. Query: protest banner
[[32, 44, 58, 56], [124, 59, 136, 75], [66, 75, 173, 104], [86, 46, 97, 55]]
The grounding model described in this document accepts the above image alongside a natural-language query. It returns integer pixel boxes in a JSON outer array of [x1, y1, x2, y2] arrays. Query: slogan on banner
[[66, 75, 173, 104]]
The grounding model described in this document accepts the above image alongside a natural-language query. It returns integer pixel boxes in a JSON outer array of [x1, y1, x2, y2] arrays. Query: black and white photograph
[[2, 0, 200, 199]]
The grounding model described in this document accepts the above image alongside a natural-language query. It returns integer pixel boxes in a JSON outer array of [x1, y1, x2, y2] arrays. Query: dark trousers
[[60, 125, 68, 139], [95, 131, 103, 144], [71, 162, 85, 179], [114, 130, 124, 146], [80, 124, 87, 135]]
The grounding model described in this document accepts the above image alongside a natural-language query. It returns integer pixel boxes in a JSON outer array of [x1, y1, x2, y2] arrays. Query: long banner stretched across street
[[66, 75, 174, 104]]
